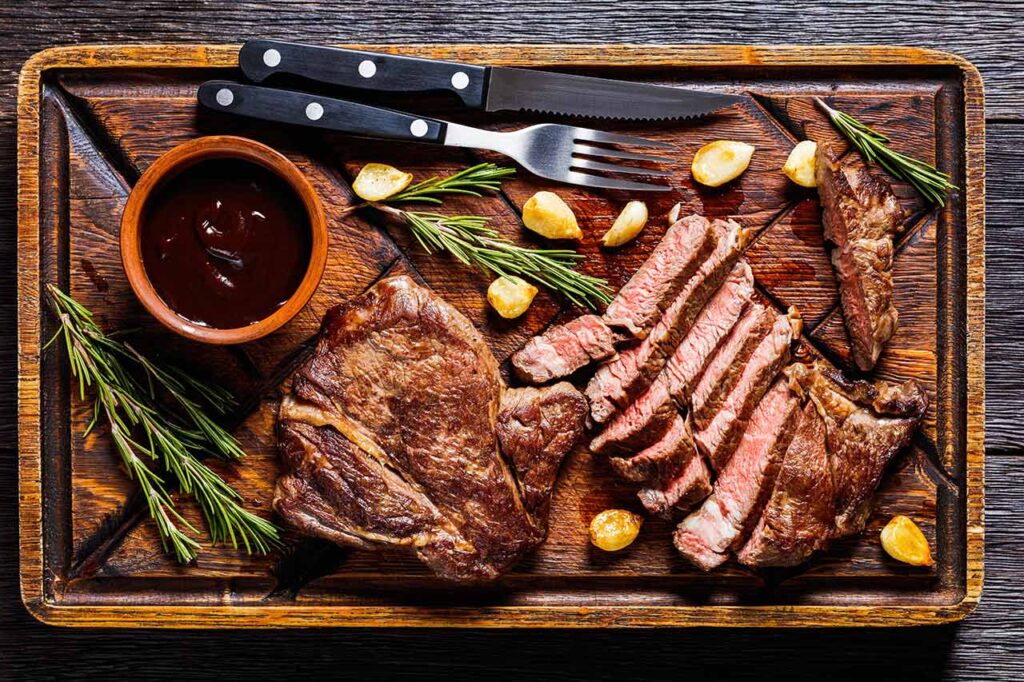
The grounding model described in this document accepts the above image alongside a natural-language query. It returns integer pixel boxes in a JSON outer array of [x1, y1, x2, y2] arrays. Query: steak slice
[[737, 401, 835, 567], [587, 219, 749, 424], [690, 302, 776, 429], [694, 309, 800, 470], [589, 378, 676, 455], [589, 260, 753, 455], [607, 412, 692, 485], [603, 213, 716, 338], [816, 141, 905, 371], [674, 380, 801, 570], [638, 452, 712, 519], [785, 361, 927, 536], [274, 276, 586, 581], [496, 383, 588, 521], [662, 261, 754, 405], [511, 315, 619, 385]]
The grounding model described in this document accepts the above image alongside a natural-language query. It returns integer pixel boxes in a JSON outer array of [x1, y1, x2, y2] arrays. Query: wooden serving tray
[[18, 44, 984, 627]]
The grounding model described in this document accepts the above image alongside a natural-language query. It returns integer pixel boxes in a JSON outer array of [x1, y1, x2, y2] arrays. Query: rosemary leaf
[[389, 163, 516, 204], [386, 208, 613, 309], [815, 98, 957, 205], [45, 285, 282, 562]]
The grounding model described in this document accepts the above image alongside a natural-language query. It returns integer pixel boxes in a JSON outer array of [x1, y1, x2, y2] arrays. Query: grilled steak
[[638, 451, 712, 519], [497, 383, 588, 520], [737, 401, 835, 567], [607, 413, 692, 485], [661, 261, 754, 405], [587, 219, 748, 424], [511, 314, 618, 385], [694, 309, 800, 470], [589, 260, 753, 455], [785, 361, 927, 536], [674, 380, 801, 570], [690, 302, 776, 429], [816, 141, 905, 371], [274, 276, 586, 581], [603, 214, 716, 338]]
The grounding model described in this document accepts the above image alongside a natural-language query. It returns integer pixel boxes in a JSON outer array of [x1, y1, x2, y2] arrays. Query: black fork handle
[[239, 39, 488, 109], [197, 80, 448, 143]]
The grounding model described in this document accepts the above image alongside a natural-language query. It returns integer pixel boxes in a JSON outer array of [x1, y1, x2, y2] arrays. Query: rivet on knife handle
[[197, 81, 447, 143], [239, 39, 488, 108]]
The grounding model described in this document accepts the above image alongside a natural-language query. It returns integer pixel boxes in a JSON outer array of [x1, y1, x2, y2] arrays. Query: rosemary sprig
[[815, 98, 957, 205], [377, 206, 613, 309], [45, 285, 281, 562], [389, 163, 517, 204]]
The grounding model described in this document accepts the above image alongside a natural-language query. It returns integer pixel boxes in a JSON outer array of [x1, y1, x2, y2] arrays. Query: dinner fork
[[198, 81, 673, 191]]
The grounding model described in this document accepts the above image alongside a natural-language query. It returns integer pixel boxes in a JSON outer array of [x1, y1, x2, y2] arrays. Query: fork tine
[[571, 158, 673, 177], [573, 128, 674, 149], [573, 143, 672, 164], [564, 171, 673, 192]]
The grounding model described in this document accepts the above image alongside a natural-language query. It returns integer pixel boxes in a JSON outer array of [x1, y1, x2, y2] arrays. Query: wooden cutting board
[[17, 44, 984, 627]]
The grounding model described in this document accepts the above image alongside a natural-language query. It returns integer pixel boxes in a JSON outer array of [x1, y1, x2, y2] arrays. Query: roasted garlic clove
[[880, 515, 934, 566], [487, 276, 538, 319], [691, 140, 756, 187], [782, 140, 818, 188], [667, 202, 683, 225], [522, 191, 582, 240], [602, 201, 649, 247], [589, 509, 643, 552], [352, 163, 414, 201]]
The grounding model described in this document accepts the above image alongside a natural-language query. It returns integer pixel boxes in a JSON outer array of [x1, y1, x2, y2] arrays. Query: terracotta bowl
[[120, 136, 328, 345]]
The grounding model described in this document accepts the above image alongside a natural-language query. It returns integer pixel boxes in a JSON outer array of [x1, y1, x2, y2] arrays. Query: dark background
[[1, 2, 1021, 679]]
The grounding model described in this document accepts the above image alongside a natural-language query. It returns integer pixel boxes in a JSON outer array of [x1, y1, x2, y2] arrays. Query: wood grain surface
[[1, 1, 1021, 679]]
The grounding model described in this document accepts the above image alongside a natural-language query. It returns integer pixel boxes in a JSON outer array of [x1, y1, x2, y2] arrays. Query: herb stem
[[815, 98, 957, 205]]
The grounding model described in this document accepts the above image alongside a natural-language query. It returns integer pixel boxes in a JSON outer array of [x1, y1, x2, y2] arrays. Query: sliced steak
[[589, 378, 676, 455], [694, 309, 800, 470], [661, 261, 754, 405], [690, 302, 776, 429], [275, 276, 586, 581], [637, 447, 712, 519], [674, 380, 801, 570], [496, 383, 588, 521], [785, 361, 926, 536], [603, 214, 716, 338], [816, 141, 905, 371], [607, 412, 692, 485], [737, 401, 835, 567], [587, 219, 749, 424], [511, 315, 619, 385], [589, 260, 753, 455]]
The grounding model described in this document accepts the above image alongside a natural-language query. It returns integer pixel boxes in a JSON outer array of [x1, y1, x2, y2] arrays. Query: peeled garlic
[[667, 202, 683, 225], [352, 163, 414, 201], [487, 276, 538, 319], [589, 509, 643, 552], [880, 515, 934, 566], [602, 201, 649, 247], [782, 140, 818, 188], [691, 140, 755, 187], [522, 191, 582, 240]]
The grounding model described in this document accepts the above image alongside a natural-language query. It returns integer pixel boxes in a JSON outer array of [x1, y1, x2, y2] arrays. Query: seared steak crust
[[275, 276, 585, 581], [816, 142, 905, 371], [785, 361, 927, 536], [737, 401, 835, 568]]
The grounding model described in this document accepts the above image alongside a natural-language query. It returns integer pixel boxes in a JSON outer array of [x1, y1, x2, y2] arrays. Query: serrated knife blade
[[484, 67, 744, 120]]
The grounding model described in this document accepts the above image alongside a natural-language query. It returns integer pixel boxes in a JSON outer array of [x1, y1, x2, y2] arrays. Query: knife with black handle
[[238, 39, 743, 121]]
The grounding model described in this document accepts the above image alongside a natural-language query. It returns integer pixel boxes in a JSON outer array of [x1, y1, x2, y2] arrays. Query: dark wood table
[[1, 2, 1020, 678]]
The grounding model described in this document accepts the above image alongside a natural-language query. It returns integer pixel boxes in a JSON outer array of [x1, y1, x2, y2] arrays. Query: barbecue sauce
[[140, 159, 311, 329]]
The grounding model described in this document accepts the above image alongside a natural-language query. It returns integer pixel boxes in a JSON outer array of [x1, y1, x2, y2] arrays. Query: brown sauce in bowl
[[140, 158, 312, 329]]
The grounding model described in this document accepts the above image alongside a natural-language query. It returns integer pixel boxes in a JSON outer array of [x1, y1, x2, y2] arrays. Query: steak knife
[[238, 39, 744, 121]]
